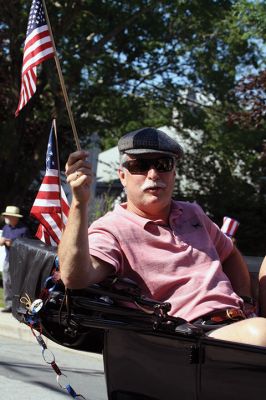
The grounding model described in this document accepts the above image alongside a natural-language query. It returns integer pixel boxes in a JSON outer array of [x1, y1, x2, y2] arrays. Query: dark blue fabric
[[2, 222, 29, 260]]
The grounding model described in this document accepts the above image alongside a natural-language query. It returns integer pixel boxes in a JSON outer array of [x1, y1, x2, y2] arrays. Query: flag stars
[[26, 0, 47, 35], [46, 138, 57, 170]]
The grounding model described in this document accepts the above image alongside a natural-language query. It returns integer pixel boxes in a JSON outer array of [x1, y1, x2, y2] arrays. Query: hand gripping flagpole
[[41, 0, 81, 151]]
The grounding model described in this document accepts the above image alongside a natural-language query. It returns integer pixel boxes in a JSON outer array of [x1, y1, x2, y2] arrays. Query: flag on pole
[[15, 0, 55, 116], [30, 124, 70, 245], [221, 216, 240, 238], [35, 224, 58, 246]]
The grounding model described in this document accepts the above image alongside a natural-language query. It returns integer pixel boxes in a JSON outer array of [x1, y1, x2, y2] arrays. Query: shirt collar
[[115, 200, 183, 228]]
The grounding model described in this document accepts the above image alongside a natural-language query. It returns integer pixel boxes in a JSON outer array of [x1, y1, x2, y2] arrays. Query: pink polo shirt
[[88, 200, 242, 321]]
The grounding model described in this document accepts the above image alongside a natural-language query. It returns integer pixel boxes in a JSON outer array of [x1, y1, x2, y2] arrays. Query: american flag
[[221, 216, 240, 238], [15, 0, 55, 116], [31, 124, 70, 246]]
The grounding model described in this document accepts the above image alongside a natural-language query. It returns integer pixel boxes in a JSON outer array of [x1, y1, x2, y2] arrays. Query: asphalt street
[[0, 308, 108, 400]]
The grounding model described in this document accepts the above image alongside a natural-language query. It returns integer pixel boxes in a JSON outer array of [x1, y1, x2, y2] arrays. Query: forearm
[[59, 149, 114, 288], [259, 256, 266, 317], [59, 199, 91, 288], [222, 246, 252, 297]]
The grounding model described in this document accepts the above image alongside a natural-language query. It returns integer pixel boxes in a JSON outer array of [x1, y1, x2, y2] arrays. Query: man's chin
[[142, 195, 166, 208]]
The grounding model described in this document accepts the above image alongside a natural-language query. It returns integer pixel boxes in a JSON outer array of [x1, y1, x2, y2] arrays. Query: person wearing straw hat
[[0, 206, 29, 312], [59, 127, 266, 347]]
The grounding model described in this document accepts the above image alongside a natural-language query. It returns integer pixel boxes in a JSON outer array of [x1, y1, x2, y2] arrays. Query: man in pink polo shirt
[[59, 127, 266, 346]]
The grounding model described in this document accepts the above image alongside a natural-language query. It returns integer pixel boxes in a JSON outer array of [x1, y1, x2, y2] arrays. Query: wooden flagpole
[[41, 0, 81, 151], [52, 118, 64, 231]]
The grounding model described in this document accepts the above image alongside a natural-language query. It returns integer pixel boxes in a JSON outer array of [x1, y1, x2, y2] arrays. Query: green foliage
[[1, 0, 266, 253], [89, 189, 117, 223]]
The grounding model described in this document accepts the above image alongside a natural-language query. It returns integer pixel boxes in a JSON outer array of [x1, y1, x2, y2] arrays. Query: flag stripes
[[36, 224, 58, 246], [30, 124, 70, 246], [15, 0, 54, 116], [31, 169, 69, 245], [221, 216, 240, 238]]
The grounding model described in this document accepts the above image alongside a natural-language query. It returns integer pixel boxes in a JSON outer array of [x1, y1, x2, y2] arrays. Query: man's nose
[[147, 166, 159, 179]]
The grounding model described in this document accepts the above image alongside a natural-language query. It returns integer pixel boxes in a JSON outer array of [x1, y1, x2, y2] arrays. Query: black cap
[[118, 127, 184, 158]]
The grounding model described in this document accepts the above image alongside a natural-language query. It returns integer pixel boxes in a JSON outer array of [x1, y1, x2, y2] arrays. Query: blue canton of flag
[[46, 131, 57, 170], [26, 0, 47, 36]]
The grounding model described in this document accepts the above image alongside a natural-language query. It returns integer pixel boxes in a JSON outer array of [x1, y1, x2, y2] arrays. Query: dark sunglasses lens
[[123, 157, 174, 174], [124, 160, 148, 174], [155, 158, 174, 172]]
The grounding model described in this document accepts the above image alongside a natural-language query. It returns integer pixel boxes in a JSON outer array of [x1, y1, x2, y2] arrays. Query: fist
[[65, 150, 92, 203]]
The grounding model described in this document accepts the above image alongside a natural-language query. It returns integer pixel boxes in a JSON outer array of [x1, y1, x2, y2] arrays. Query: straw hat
[[2, 206, 23, 218]]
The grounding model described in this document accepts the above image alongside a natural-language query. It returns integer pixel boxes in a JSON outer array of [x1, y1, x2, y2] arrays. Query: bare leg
[[2, 260, 12, 309], [208, 317, 266, 347]]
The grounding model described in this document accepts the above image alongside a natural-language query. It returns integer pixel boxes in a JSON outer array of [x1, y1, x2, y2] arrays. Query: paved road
[[0, 335, 108, 400]]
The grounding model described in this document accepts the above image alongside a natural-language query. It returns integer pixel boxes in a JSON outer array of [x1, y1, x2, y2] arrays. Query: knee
[[245, 317, 266, 347]]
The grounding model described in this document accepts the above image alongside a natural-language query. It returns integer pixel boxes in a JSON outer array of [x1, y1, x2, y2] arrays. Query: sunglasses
[[122, 156, 175, 174]]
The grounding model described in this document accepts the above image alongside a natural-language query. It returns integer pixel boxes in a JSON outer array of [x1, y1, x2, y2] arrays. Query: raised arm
[[58, 150, 114, 289]]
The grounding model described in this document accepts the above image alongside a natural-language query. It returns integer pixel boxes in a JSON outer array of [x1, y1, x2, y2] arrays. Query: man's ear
[[118, 168, 126, 187]]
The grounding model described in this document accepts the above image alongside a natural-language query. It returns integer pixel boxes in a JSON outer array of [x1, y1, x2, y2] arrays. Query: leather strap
[[201, 308, 246, 324]]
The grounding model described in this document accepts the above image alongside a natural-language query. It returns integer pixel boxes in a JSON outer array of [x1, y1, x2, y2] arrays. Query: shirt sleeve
[[193, 203, 234, 262], [20, 227, 30, 238], [2, 226, 7, 237], [88, 220, 123, 273]]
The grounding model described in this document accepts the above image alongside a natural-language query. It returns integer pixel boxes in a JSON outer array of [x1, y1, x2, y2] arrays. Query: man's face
[[5, 216, 19, 227], [118, 154, 176, 217]]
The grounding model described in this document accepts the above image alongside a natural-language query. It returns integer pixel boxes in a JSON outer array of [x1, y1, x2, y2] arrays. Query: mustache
[[140, 180, 167, 191]]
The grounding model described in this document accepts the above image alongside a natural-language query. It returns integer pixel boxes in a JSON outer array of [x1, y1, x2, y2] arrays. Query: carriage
[[9, 238, 266, 400]]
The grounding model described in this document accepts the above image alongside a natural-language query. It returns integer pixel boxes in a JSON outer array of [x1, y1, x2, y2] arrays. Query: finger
[[65, 158, 91, 178], [69, 173, 92, 189], [68, 164, 92, 177], [66, 163, 92, 181], [66, 169, 92, 185], [65, 150, 89, 173]]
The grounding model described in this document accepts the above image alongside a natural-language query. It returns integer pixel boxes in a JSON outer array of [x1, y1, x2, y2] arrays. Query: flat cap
[[118, 127, 183, 158]]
